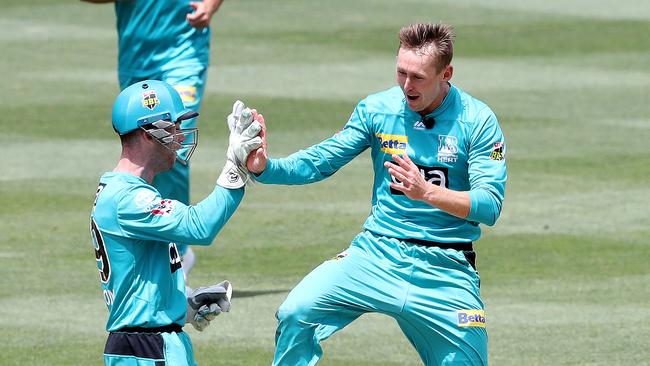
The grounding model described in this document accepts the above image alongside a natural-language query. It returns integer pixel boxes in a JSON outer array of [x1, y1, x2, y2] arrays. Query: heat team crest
[[490, 141, 504, 161], [142, 90, 160, 110]]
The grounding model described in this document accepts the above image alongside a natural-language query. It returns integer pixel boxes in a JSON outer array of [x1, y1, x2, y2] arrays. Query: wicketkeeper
[[90, 80, 263, 365]]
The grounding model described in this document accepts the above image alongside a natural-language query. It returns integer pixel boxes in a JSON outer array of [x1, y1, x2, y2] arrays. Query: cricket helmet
[[111, 80, 199, 165]]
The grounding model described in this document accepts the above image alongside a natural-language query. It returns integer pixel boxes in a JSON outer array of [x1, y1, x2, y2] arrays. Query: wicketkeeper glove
[[216, 100, 263, 189], [186, 280, 233, 331]]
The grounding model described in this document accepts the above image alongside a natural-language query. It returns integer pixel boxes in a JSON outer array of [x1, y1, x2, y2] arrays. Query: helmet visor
[[139, 115, 198, 166]]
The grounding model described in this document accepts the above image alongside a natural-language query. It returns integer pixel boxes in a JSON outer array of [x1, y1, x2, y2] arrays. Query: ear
[[138, 129, 155, 144], [442, 65, 453, 82]]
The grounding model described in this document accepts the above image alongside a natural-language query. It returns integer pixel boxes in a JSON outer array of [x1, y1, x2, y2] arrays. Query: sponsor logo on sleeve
[[376, 133, 408, 154], [151, 199, 175, 215], [457, 310, 486, 328], [490, 141, 505, 161], [134, 190, 157, 211], [437, 135, 458, 163], [174, 85, 197, 104], [142, 90, 160, 110]]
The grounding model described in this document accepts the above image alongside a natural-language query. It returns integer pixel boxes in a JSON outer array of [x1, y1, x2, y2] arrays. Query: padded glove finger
[[240, 120, 262, 140], [235, 108, 254, 134], [193, 314, 210, 331], [199, 303, 222, 321], [227, 100, 245, 132], [216, 297, 231, 313]]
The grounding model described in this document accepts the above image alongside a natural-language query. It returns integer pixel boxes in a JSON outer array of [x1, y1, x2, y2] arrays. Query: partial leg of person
[[395, 244, 487, 366], [273, 232, 412, 366]]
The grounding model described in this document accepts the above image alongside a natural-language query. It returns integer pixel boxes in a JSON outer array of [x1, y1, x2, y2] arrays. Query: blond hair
[[398, 23, 454, 72]]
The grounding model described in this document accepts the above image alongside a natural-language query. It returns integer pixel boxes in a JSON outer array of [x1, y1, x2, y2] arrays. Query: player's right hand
[[247, 110, 268, 175]]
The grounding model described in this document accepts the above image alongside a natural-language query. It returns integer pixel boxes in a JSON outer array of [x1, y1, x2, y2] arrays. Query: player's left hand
[[217, 100, 263, 189], [385, 154, 430, 201], [186, 1, 215, 29], [186, 280, 233, 331]]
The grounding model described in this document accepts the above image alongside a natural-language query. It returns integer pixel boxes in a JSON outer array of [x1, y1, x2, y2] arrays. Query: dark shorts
[[104, 329, 195, 366]]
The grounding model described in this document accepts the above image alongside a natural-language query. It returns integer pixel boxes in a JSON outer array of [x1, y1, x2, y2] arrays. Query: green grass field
[[1, 1, 649, 365]]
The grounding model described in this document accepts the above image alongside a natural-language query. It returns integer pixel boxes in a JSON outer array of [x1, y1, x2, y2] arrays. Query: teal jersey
[[90, 172, 243, 332], [114, 0, 210, 77], [255, 85, 507, 242]]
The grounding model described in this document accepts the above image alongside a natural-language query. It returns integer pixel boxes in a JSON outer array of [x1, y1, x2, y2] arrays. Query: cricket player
[[245, 23, 507, 365], [82, 0, 226, 276], [90, 80, 262, 365]]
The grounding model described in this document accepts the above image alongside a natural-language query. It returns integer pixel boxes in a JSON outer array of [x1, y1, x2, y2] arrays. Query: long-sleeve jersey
[[114, 1, 209, 77], [255, 85, 507, 243], [90, 172, 243, 332]]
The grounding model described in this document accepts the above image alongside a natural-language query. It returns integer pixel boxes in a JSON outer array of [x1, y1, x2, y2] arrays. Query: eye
[[397, 70, 407, 76]]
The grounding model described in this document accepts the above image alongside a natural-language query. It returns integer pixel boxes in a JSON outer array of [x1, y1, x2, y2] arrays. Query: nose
[[403, 77, 413, 91]]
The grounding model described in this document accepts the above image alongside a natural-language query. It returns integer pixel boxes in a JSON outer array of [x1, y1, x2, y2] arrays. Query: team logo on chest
[[437, 135, 458, 163], [142, 90, 160, 110]]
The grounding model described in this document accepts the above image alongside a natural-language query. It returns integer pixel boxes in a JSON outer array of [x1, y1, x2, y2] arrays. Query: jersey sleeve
[[466, 109, 507, 226], [254, 100, 372, 185], [115, 184, 244, 245]]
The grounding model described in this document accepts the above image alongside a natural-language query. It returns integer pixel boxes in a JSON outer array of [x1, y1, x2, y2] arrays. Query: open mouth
[[407, 94, 419, 101]]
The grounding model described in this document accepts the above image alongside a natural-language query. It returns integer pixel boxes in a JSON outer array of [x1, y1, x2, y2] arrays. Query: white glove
[[217, 100, 263, 189], [186, 280, 233, 331]]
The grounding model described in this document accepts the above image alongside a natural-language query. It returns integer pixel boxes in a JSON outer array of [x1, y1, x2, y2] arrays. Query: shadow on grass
[[233, 289, 289, 298]]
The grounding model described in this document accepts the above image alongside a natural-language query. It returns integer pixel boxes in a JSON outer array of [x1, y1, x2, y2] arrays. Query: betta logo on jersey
[[142, 90, 160, 110], [376, 133, 408, 154], [151, 199, 175, 215], [490, 141, 505, 161], [389, 163, 448, 195], [457, 310, 486, 328], [174, 85, 197, 104]]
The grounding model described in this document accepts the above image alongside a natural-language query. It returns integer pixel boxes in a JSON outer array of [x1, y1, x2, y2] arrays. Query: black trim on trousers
[[401, 237, 473, 252], [462, 250, 477, 271], [389, 235, 477, 270]]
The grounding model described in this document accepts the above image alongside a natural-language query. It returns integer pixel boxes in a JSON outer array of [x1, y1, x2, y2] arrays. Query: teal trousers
[[273, 231, 487, 366]]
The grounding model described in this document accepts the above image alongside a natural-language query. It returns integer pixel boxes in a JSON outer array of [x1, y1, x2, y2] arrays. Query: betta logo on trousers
[[457, 310, 486, 328]]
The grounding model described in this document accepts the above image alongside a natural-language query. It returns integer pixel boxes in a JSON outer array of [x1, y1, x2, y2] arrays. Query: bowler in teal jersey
[[82, 0, 226, 277], [244, 23, 507, 365]]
